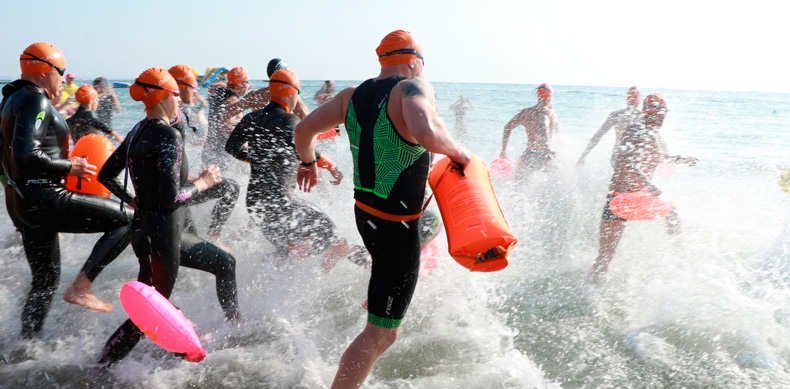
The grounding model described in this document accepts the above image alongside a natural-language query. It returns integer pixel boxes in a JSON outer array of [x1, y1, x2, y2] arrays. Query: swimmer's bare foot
[[63, 271, 114, 313]]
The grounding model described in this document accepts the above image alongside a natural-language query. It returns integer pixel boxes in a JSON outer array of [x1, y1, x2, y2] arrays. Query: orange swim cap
[[376, 30, 423, 67], [269, 69, 300, 97], [75, 85, 98, 105], [227, 67, 249, 85], [168, 64, 197, 88], [627, 86, 640, 105], [20, 42, 66, 75], [537, 83, 552, 100], [643, 93, 668, 114], [129, 68, 179, 109]]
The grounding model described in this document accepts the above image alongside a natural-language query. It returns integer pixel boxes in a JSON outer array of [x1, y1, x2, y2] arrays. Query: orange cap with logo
[[20, 42, 65, 75], [643, 93, 668, 114], [168, 64, 197, 88], [376, 30, 423, 67], [269, 69, 300, 97], [75, 85, 98, 105], [227, 67, 249, 85], [537, 83, 552, 100], [627, 86, 641, 105], [129, 68, 179, 109]]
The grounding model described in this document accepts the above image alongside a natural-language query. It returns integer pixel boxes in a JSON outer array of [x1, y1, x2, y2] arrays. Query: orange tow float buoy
[[65, 133, 114, 198], [428, 154, 517, 272], [608, 191, 672, 221]]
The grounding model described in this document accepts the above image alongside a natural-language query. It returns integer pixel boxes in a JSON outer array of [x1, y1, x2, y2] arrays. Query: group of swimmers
[[1, 28, 696, 386], [485, 82, 698, 282], [1, 30, 469, 387]]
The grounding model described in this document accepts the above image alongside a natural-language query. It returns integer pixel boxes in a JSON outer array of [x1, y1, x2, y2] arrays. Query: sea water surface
[[1, 80, 789, 388]]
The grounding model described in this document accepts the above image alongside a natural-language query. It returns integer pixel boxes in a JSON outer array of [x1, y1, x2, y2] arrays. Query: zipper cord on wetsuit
[[120, 121, 143, 213]]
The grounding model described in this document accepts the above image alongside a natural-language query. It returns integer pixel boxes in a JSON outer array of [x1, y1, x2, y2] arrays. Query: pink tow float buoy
[[119, 281, 207, 362], [609, 191, 672, 221], [489, 157, 512, 178], [656, 162, 677, 176]]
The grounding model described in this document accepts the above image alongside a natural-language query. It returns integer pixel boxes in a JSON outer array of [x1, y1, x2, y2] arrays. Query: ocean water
[[1, 80, 790, 388]]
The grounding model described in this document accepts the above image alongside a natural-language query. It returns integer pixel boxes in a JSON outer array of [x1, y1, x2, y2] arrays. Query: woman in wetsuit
[[93, 77, 121, 129], [66, 84, 123, 143], [97, 68, 240, 365], [0, 43, 132, 338], [225, 69, 366, 266]]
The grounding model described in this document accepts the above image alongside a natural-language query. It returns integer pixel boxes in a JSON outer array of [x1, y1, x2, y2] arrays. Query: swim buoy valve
[[429, 154, 518, 272]]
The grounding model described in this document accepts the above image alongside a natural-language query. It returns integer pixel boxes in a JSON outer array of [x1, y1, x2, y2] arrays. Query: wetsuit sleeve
[[88, 111, 113, 135], [225, 112, 252, 161], [98, 138, 135, 204], [13, 94, 72, 174], [157, 127, 197, 208]]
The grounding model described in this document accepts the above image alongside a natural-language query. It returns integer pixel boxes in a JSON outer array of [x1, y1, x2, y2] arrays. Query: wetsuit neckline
[[2, 79, 45, 98]]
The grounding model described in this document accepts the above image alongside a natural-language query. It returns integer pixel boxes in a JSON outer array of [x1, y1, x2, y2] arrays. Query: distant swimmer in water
[[1, 43, 132, 337], [314, 80, 335, 105], [294, 30, 471, 388], [66, 84, 124, 143], [226, 69, 368, 266], [578, 86, 646, 166], [93, 77, 121, 130], [449, 94, 473, 136], [591, 93, 698, 283], [500, 83, 560, 179], [97, 68, 240, 365], [170, 64, 240, 243]]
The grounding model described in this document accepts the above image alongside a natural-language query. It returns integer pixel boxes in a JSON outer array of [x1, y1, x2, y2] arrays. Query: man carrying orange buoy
[[1, 43, 132, 337], [500, 83, 559, 179], [293, 30, 470, 388], [591, 93, 698, 283]]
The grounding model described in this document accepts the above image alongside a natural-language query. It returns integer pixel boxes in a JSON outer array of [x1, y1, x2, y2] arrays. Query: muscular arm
[[501, 110, 525, 158], [399, 78, 469, 165], [13, 94, 72, 175], [578, 112, 617, 164], [294, 87, 352, 192]]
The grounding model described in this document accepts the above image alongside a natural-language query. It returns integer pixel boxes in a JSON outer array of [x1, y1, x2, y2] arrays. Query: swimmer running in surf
[[294, 30, 471, 388], [591, 93, 698, 283], [66, 84, 124, 143], [500, 83, 559, 179], [577, 86, 668, 166], [97, 68, 240, 365], [225, 69, 368, 267], [1, 43, 132, 335], [170, 64, 240, 242]]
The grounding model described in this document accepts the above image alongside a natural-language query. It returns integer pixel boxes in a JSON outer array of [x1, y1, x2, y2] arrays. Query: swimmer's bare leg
[[63, 271, 114, 312], [591, 219, 626, 284]]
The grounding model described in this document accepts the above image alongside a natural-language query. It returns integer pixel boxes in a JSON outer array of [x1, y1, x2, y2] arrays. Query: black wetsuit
[[173, 116, 240, 237], [97, 118, 239, 365], [0, 80, 132, 338], [203, 87, 237, 169], [345, 76, 432, 328], [66, 106, 113, 142], [225, 101, 361, 260]]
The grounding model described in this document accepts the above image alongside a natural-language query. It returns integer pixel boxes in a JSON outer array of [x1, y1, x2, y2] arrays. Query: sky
[[1, 0, 787, 93]]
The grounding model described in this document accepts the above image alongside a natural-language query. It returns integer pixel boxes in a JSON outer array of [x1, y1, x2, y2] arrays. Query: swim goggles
[[134, 80, 180, 96], [176, 79, 197, 89], [268, 79, 300, 94], [21, 52, 66, 76], [378, 48, 424, 64], [643, 104, 668, 113]]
